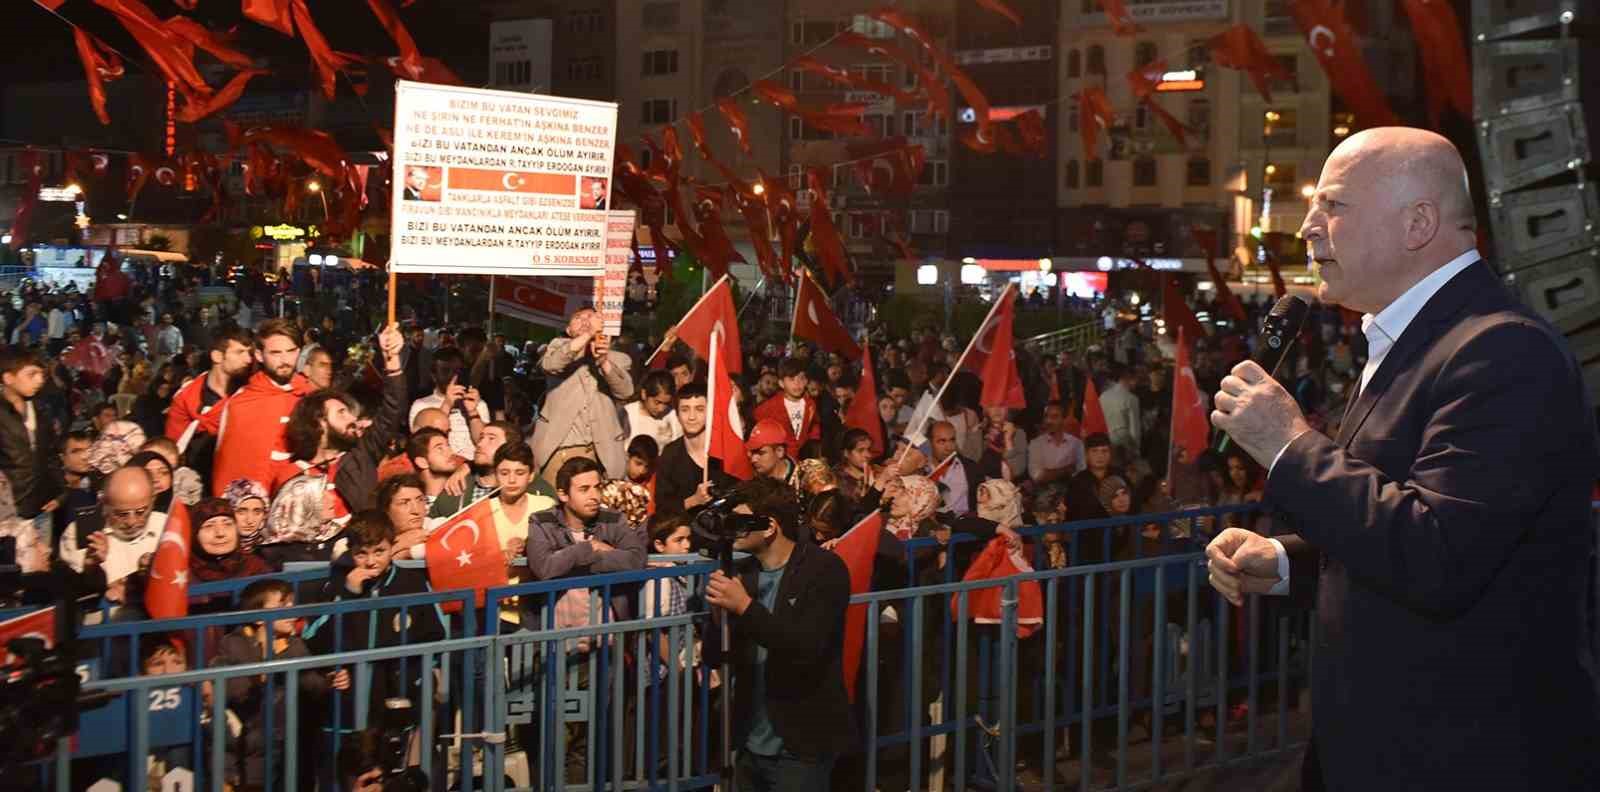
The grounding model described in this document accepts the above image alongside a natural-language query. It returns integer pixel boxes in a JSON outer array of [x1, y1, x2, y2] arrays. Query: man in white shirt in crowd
[[1029, 400, 1086, 484], [1098, 365, 1143, 462], [58, 466, 165, 605]]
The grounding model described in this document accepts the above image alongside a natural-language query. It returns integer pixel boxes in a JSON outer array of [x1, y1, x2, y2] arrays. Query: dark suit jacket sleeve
[[1266, 321, 1587, 619]]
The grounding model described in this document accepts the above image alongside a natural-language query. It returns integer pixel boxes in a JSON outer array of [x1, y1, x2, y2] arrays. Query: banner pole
[[897, 282, 1014, 467], [487, 275, 496, 338], [387, 271, 397, 326], [735, 276, 767, 319]]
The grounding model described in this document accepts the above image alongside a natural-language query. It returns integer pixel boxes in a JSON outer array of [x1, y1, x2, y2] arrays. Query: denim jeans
[[737, 749, 836, 792]]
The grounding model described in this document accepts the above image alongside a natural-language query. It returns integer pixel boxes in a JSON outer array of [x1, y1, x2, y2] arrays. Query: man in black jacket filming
[[704, 477, 855, 791]]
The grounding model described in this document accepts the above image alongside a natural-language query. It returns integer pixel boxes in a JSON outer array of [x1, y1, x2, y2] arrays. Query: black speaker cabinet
[[1473, 39, 1583, 120], [1472, 0, 1580, 42], [1477, 102, 1590, 197], [1504, 250, 1600, 333], [1491, 181, 1600, 271]]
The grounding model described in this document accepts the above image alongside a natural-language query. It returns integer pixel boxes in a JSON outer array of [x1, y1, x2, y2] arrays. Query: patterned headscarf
[[222, 478, 271, 552], [87, 420, 146, 474], [599, 479, 652, 527], [977, 479, 1023, 531], [795, 458, 837, 495], [265, 473, 341, 545], [887, 475, 939, 540]]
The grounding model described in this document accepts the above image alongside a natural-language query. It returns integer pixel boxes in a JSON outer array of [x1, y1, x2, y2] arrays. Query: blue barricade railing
[[29, 503, 1325, 792]]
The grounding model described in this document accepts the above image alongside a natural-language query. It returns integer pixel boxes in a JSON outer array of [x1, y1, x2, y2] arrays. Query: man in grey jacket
[[526, 455, 647, 622], [529, 308, 635, 490]]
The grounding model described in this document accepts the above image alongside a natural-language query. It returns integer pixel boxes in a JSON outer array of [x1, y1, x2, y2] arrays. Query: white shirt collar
[[1362, 249, 1481, 350]]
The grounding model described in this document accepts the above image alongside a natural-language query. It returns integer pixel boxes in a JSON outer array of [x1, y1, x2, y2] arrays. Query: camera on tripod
[[339, 697, 429, 792], [686, 487, 768, 571]]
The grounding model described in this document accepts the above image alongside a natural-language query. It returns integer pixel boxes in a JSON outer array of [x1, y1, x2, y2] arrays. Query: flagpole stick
[[704, 327, 719, 487], [789, 270, 803, 350], [735, 276, 766, 319], [387, 271, 397, 326], [897, 283, 1015, 468], [646, 273, 732, 368]]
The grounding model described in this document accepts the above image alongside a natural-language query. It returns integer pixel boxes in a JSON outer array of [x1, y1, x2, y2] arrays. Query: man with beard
[[212, 320, 310, 494], [407, 427, 468, 519], [58, 465, 164, 607], [166, 326, 253, 488], [257, 324, 407, 563], [467, 420, 520, 500], [654, 383, 735, 516]]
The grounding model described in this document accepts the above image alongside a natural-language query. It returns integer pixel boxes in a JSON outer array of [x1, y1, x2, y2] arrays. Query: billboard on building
[[488, 19, 554, 92]]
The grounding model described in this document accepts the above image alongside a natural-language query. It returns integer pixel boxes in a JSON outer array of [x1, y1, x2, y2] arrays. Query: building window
[[933, 210, 949, 234], [1134, 41, 1158, 68], [918, 160, 948, 187], [568, 8, 604, 33], [639, 147, 652, 170], [1265, 162, 1296, 191], [713, 68, 749, 97], [642, 1, 679, 30], [1187, 157, 1211, 186], [1187, 98, 1211, 140], [790, 117, 803, 140], [848, 14, 894, 39], [642, 50, 679, 76], [1065, 159, 1080, 188], [1069, 106, 1079, 132], [566, 56, 602, 81], [1190, 40, 1212, 66], [1086, 46, 1106, 75], [790, 69, 804, 91], [497, 59, 533, 85], [641, 98, 677, 125], [1087, 159, 1103, 187], [852, 64, 892, 84], [1134, 104, 1149, 130], [1263, 107, 1298, 146], [792, 18, 841, 46], [1066, 49, 1081, 78], [1133, 157, 1157, 187]]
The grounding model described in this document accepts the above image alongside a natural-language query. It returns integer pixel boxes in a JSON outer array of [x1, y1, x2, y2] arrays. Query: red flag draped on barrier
[[146, 501, 192, 619], [833, 511, 884, 702], [1208, 24, 1291, 103], [1291, 0, 1398, 127], [844, 342, 885, 456], [0, 607, 57, 667], [425, 496, 508, 611], [978, 288, 1027, 410], [793, 268, 861, 359], [1400, 0, 1472, 128], [956, 538, 1043, 638]]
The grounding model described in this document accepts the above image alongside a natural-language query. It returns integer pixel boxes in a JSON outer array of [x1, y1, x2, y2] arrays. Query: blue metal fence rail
[[33, 504, 1314, 791]]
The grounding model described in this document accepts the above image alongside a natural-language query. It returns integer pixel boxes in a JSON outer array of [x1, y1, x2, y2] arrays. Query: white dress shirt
[[1263, 249, 1481, 594]]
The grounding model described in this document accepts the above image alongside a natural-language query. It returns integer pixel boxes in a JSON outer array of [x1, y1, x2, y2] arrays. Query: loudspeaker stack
[[1472, 0, 1600, 397]]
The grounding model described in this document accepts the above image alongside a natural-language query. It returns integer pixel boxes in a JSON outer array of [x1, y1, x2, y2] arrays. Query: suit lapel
[[1334, 261, 1491, 447]]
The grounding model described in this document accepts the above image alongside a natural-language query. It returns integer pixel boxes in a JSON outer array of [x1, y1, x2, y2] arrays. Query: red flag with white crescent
[[146, 500, 192, 619], [977, 288, 1027, 410], [1207, 24, 1291, 103], [1080, 376, 1109, 438], [715, 96, 752, 156], [1291, 0, 1399, 127], [8, 151, 41, 252], [793, 269, 861, 359], [0, 607, 57, 668], [424, 496, 507, 611], [844, 342, 885, 456], [673, 276, 743, 374], [1170, 326, 1211, 464], [832, 510, 884, 702]]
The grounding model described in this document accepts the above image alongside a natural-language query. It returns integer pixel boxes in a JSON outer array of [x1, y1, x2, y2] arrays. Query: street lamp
[[306, 180, 328, 218], [751, 182, 765, 195], [1300, 183, 1316, 199]]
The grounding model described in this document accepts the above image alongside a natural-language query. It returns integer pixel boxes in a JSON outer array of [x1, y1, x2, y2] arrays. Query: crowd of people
[[0, 253, 1372, 789]]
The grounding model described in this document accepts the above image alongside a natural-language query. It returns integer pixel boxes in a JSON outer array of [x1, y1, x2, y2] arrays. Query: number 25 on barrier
[[148, 688, 182, 712]]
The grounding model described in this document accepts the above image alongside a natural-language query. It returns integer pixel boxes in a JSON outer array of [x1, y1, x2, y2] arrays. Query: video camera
[[686, 486, 769, 573], [339, 698, 429, 792]]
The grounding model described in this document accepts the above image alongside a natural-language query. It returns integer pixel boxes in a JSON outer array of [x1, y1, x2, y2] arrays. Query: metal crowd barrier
[[33, 504, 1317, 792]]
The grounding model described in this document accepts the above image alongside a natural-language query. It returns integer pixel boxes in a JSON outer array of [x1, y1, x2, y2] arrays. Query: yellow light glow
[[1264, 164, 1277, 176]]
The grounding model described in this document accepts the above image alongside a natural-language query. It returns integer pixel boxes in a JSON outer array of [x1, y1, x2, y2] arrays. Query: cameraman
[[704, 478, 855, 791]]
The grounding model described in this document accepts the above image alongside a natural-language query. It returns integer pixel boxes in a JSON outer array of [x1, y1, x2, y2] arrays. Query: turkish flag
[[715, 96, 752, 156], [793, 269, 861, 359], [1401, 0, 1472, 128], [674, 277, 743, 374], [1194, 228, 1248, 323], [832, 511, 884, 702], [976, 0, 1023, 25], [448, 168, 573, 194], [1169, 327, 1210, 465], [1080, 376, 1109, 438], [1208, 24, 1292, 103], [366, 0, 424, 80], [243, 0, 294, 36], [685, 111, 713, 160], [955, 538, 1043, 638], [0, 607, 57, 667], [1291, 0, 1399, 127], [72, 28, 122, 125], [425, 496, 507, 611], [146, 500, 192, 620], [805, 168, 853, 285], [1162, 274, 1208, 343], [707, 328, 754, 481], [1078, 87, 1114, 161], [8, 151, 41, 252], [1098, 0, 1142, 35], [164, 16, 254, 70], [977, 289, 1027, 410], [844, 342, 885, 456]]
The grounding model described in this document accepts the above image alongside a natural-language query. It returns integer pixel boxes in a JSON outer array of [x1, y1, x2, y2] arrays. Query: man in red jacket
[[212, 319, 309, 494], [751, 357, 820, 459], [165, 326, 253, 446]]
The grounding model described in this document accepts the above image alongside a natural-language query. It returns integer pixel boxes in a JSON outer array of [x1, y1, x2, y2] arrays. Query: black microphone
[[1217, 295, 1309, 453]]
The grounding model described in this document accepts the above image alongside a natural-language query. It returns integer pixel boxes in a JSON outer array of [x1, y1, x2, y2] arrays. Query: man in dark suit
[[928, 420, 981, 516], [1206, 127, 1599, 791]]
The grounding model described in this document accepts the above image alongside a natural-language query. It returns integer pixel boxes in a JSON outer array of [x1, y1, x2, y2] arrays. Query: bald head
[[1301, 127, 1478, 314], [412, 407, 449, 434], [105, 466, 154, 503]]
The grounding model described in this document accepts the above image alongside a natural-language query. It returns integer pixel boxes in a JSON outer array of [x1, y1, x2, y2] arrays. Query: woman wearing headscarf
[[187, 498, 279, 615], [222, 479, 271, 554], [127, 450, 176, 515]]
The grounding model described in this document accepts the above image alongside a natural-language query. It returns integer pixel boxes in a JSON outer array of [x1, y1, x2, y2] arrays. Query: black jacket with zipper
[[0, 396, 61, 519]]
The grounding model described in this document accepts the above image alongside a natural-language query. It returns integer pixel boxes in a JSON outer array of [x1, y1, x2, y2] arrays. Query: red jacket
[[164, 372, 233, 444], [752, 393, 820, 459], [212, 371, 309, 494]]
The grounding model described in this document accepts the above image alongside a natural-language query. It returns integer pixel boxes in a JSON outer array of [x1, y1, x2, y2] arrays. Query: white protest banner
[[595, 210, 634, 336], [390, 80, 618, 276]]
